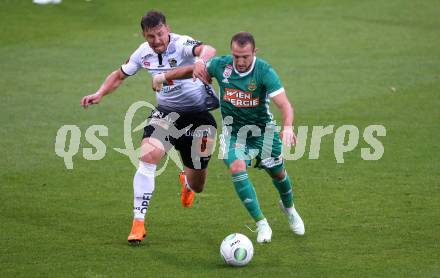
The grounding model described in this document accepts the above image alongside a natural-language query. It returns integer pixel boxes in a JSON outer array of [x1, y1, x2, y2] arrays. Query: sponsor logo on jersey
[[140, 54, 154, 67], [183, 39, 201, 46], [168, 58, 177, 68], [222, 64, 233, 83], [224, 88, 259, 108], [161, 84, 182, 94], [248, 79, 257, 91], [223, 65, 233, 78]]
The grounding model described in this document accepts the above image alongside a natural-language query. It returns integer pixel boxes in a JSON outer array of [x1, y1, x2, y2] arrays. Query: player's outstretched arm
[[80, 69, 127, 108], [272, 92, 297, 146], [152, 65, 195, 91]]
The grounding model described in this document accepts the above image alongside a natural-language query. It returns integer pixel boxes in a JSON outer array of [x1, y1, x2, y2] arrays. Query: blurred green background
[[1, 0, 439, 277]]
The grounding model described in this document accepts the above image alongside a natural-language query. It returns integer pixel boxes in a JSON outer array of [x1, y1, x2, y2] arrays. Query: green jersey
[[207, 56, 284, 132]]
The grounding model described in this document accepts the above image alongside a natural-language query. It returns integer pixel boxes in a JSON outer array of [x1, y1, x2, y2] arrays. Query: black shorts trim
[[192, 43, 203, 57]]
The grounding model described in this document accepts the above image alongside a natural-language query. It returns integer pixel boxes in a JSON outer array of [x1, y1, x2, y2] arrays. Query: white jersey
[[121, 33, 218, 113]]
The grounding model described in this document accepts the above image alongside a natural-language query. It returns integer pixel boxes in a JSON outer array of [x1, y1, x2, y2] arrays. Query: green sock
[[232, 172, 264, 221], [272, 173, 294, 208]]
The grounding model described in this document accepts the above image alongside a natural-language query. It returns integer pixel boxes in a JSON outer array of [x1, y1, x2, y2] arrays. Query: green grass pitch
[[1, 0, 439, 277]]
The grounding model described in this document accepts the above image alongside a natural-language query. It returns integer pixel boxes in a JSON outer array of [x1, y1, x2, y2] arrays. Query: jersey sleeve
[[120, 46, 143, 76], [263, 66, 284, 98], [180, 35, 203, 57], [206, 57, 220, 79]]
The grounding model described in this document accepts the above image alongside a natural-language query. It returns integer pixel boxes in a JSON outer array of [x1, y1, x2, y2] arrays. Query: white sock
[[256, 218, 269, 227], [286, 206, 294, 215], [133, 161, 156, 220]]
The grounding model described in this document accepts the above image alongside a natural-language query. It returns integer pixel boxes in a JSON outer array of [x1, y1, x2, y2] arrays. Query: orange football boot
[[127, 219, 146, 245], [179, 171, 195, 207]]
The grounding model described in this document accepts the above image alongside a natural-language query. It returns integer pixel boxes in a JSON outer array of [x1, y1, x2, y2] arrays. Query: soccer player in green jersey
[[153, 32, 304, 243]]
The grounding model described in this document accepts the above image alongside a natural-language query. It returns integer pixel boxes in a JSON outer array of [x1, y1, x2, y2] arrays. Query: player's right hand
[[280, 126, 297, 147], [81, 92, 102, 108], [152, 73, 166, 92]]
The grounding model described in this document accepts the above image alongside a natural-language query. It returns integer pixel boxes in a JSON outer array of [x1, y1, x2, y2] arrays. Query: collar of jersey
[[233, 56, 256, 77]]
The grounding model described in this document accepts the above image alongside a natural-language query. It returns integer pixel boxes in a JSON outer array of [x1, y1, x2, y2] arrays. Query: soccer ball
[[220, 233, 254, 266]]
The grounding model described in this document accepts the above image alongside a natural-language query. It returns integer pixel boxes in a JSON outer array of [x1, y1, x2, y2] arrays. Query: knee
[[185, 170, 207, 193], [140, 139, 164, 164], [229, 160, 247, 174], [140, 152, 160, 164], [270, 169, 286, 180]]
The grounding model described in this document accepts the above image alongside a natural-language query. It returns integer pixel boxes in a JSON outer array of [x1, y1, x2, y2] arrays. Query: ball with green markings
[[220, 233, 254, 266]]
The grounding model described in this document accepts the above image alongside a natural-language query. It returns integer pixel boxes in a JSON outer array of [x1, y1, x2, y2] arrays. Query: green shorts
[[220, 125, 284, 172]]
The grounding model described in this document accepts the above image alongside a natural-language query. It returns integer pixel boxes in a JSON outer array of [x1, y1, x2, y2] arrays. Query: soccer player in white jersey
[[80, 10, 218, 245]]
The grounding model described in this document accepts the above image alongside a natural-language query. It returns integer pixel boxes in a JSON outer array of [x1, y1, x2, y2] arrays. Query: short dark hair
[[230, 32, 255, 49], [141, 10, 166, 31]]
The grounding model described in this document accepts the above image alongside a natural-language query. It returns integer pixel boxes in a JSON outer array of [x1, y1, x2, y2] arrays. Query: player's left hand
[[193, 61, 211, 84], [280, 126, 297, 147]]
